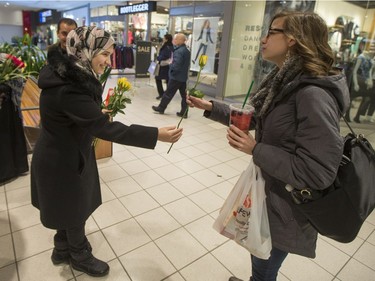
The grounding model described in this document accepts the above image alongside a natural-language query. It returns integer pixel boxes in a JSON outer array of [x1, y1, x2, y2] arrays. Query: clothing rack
[[111, 45, 135, 70]]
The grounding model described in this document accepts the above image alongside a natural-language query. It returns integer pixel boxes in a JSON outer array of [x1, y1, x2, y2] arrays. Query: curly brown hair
[[271, 11, 336, 76]]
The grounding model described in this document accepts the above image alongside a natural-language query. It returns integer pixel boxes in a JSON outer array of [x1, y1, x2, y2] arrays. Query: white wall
[[0, 8, 23, 25], [0, 25, 23, 43], [0, 7, 23, 43]]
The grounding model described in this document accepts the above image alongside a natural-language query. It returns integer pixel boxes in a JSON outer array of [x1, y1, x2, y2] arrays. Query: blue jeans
[[251, 247, 288, 281]]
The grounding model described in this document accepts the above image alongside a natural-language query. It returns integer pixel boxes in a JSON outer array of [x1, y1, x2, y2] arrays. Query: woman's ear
[[287, 38, 296, 48]]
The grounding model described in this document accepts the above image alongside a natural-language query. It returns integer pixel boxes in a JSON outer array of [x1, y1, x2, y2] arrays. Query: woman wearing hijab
[[31, 26, 183, 277]]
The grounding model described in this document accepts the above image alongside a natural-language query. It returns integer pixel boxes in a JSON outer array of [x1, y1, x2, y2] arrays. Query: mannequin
[[351, 51, 374, 123], [192, 19, 214, 64]]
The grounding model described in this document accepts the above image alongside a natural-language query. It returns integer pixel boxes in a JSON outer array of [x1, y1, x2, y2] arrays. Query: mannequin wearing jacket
[[192, 19, 214, 64], [351, 51, 375, 123]]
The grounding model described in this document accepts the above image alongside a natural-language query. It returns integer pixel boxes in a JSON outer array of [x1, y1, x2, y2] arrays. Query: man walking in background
[[152, 33, 191, 118]]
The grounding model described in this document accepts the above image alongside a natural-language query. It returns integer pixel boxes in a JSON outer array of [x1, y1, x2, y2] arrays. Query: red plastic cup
[[229, 103, 254, 132]]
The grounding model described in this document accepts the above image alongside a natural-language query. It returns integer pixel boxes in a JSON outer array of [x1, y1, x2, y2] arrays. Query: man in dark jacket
[[47, 18, 77, 60], [152, 33, 191, 118]]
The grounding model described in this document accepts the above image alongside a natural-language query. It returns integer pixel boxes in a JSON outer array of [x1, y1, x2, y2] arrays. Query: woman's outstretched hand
[[158, 126, 183, 143], [227, 125, 257, 155], [187, 95, 213, 111]]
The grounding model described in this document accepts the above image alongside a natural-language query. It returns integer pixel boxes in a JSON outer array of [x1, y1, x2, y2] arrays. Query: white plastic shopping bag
[[213, 158, 272, 259]]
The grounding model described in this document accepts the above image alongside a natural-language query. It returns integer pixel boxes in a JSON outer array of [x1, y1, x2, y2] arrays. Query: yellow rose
[[199, 55, 208, 68], [117, 77, 131, 91]]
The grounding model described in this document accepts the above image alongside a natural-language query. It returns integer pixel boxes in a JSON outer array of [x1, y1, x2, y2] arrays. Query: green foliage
[[189, 88, 205, 98], [105, 89, 132, 117], [0, 33, 47, 78]]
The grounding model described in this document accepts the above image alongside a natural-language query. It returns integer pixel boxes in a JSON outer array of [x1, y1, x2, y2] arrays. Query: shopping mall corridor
[[1, 77, 375, 281]]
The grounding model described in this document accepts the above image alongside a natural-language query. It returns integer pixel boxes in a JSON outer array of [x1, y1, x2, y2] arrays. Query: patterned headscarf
[[66, 26, 115, 75]]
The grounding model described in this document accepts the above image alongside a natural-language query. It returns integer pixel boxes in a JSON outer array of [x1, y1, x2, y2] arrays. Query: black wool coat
[[155, 44, 173, 80], [31, 49, 158, 229]]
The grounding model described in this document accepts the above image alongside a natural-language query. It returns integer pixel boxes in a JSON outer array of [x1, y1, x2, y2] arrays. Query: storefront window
[[151, 12, 169, 43], [190, 16, 222, 86], [170, 1, 194, 7], [91, 8, 98, 18], [224, 0, 375, 129], [170, 1, 225, 93], [224, 1, 266, 100], [98, 6, 107, 17], [63, 6, 89, 28], [129, 13, 148, 43], [315, 0, 375, 125], [107, 5, 118, 16]]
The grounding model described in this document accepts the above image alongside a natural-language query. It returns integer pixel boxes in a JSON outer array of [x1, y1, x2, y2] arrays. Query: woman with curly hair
[[188, 11, 350, 281]]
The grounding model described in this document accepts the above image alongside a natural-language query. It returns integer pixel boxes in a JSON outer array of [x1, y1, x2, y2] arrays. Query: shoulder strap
[[320, 88, 357, 136]]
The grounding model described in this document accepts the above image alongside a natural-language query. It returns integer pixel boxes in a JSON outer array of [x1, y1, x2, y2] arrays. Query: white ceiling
[[0, 1, 129, 12]]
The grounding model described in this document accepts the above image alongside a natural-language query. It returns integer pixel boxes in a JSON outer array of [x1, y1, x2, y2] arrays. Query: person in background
[[47, 18, 77, 58], [152, 33, 191, 118], [187, 11, 349, 281], [31, 26, 183, 278], [155, 34, 173, 100]]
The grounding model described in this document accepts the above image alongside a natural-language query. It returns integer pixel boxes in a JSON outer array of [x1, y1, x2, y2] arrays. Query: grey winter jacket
[[205, 73, 350, 258]]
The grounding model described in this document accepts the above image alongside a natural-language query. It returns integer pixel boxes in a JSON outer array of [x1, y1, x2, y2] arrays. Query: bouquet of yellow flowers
[[102, 77, 134, 117], [93, 76, 134, 149]]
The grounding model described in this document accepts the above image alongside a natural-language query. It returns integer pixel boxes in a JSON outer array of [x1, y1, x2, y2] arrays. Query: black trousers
[[54, 223, 86, 251], [155, 79, 168, 97], [158, 78, 187, 113]]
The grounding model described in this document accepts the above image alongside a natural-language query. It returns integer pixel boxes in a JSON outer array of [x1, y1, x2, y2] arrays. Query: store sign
[[39, 10, 52, 23], [118, 2, 156, 15], [135, 41, 152, 78]]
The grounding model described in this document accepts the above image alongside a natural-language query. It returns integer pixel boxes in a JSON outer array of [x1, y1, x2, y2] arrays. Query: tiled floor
[[1, 76, 375, 281]]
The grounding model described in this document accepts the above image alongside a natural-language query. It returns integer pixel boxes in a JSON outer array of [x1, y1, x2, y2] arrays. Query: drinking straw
[[242, 80, 254, 108]]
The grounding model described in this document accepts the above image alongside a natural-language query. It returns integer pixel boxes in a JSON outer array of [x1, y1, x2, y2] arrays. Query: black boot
[[152, 105, 165, 114], [51, 239, 70, 265], [176, 111, 188, 118], [70, 247, 109, 277], [228, 277, 253, 281], [52, 237, 92, 265], [228, 277, 243, 281]]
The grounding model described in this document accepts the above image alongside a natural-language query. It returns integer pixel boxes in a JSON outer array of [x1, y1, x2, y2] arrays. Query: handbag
[[160, 58, 171, 66], [213, 159, 272, 259], [289, 113, 375, 243], [147, 61, 160, 76]]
